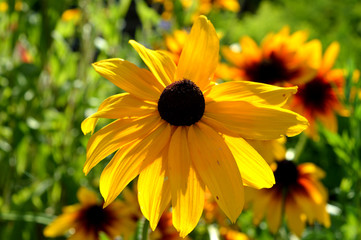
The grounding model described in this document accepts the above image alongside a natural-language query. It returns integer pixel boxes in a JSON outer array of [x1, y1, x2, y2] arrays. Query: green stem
[[293, 133, 307, 162], [142, 218, 150, 240], [0, 212, 54, 225]]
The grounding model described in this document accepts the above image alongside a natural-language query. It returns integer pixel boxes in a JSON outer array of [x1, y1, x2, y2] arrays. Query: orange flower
[[44, 187, 140, 240], [246, 160, 330, 237], [290, 42, 349, 138], [221, 27, 320, 85]]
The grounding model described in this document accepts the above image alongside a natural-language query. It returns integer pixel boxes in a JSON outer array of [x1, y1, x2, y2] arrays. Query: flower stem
[[293, 133, 307, 162], [135, 217, 149, 240]]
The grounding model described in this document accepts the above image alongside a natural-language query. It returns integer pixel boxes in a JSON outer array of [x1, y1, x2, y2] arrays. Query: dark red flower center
[[297, 77, 334, 113], [274, 160, 299, 187], [247, 52, 298, 84], [158, 79, 205, 126]]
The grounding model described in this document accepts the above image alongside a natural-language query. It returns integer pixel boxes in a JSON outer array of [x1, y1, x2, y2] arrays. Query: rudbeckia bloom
[[290, 42, 349, 137], [43, 187, 140, 240], [246, 160, 330, 237], [221, 27, 320, 85], [82, 16, 308, 237]]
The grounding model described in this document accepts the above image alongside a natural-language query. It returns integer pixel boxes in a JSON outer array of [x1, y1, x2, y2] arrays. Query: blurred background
[[0, 0, 360, 239]]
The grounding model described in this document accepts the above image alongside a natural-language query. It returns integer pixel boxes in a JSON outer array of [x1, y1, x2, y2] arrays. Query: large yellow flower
[[43, 187, 140, 240], [82, 16, 308, 237], [246, 160, 330, 237], [221, 27, 320, 86]]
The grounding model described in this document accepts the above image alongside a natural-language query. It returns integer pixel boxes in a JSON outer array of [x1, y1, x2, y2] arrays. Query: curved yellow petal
[[84, 115, 160, 175], [168, 127, 205, 237], [92, 58, 163, 101], [43, 213, 77, 237], [84, 93, 156, 121], [138, 150, 171, 230], [206, 81, 298, 107], [320, 42, 340, 75], [176, 15, 219, 91], [204, 101, 309, 140], [77, 187, 98, 206], [100, 121, 171, 207], [81, 93, 127, 135], [129, 40, 175, 87], [224, 136, 275, 189], [222, 46, 243, 66], [188, 122, 244, 222]]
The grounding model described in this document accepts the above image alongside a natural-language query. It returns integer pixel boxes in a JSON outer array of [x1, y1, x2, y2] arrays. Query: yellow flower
[[82, 15, 308, 237], [43, 187, 140, 240], [290, 42, 349, 138], [246, 160, 330, 237], [221, 27, 320, 85]]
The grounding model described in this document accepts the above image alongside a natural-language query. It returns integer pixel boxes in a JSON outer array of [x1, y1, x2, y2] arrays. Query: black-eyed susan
[[43, 187, 140, 240], [245, 137, 286, 164], [290, 42, 349, 138], [82, 15, 309, 237], [246, 160, 330, 237], [221, 27, 320, 86]]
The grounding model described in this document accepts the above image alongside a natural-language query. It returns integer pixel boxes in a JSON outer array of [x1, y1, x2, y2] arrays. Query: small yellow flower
[[221, 27, 320, 85], [290, 42, 349, 138], [82, 16, 308, 237], [246, 160, 330, 237], [181, 0, 240, 14], [43, 187, 140, 240]]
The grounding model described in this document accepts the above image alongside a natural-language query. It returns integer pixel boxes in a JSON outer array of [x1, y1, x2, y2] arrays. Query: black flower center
[[248, 52, 298, 84], [158, 79, 205, 126], [79, 205, 111, 231], [297, 77, 333, 112], [274, 160, 299, 187]]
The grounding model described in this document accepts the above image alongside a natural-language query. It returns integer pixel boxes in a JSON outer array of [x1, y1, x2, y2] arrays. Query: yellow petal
[[320, 42, 340, 75], [188, 122, 244, 222], [204, 101, 309, 140], [168, 127, 205, 237], [223, 136, 275, 189], [206, 81, 298, 107], [251, 190, 273, 225], [176, 15, 219, 91], [86, 93, 156, 120], [81, 93, 126, 135], [285, 197, 305, 237], [222, 46, 243, 66], [138, 150, 171, 230], [43, 213, 77, 237], [129, 40, 175, 87], [92, 58, 163, 101], [298, 163, 325, 179], [77, 187, 98, 206], [84, 114, 160, 175], [100, 121, 171, 207], [265, 191, 283, 234]]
